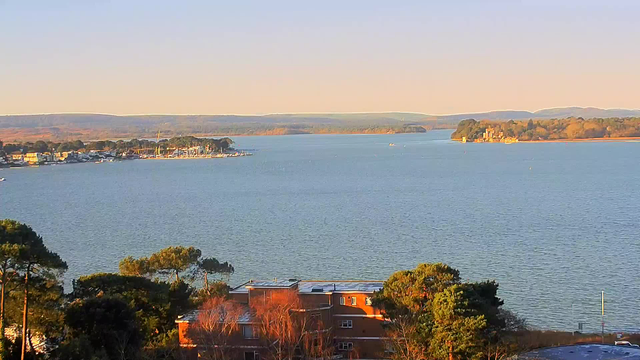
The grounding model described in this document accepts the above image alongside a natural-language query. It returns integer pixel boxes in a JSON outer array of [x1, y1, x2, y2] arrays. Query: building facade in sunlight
[[176, 279, 388, 360]]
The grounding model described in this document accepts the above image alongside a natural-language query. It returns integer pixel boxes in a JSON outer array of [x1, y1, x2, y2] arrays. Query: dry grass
[[509, 330, 640, 352]]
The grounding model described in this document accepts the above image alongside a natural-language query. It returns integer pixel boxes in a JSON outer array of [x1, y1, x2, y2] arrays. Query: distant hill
[[1, 107, 640, 141], [532, 107, 640, 119]]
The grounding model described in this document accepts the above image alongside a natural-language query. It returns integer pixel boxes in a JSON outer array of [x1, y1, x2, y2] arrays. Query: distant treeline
[[6, 108, 640, 142], [0, 113, 437, 141], [0, 136, 234, 154], [259, 124, 429, 135], [451, 117, 640, 141]]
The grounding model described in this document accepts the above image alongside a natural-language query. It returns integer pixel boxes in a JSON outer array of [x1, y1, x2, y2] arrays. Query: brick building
[[176, 279, 389, 360]]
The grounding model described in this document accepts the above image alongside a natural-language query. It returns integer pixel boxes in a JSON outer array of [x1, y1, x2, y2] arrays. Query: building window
[[350, 297, 357, 306], [339, 297, 345, 305], [244, 351, 260, 360], [365, 297, 372, 306], [340, 320, 353, 328], [243, 325, 255, 339], [338, 342, 354, 351]]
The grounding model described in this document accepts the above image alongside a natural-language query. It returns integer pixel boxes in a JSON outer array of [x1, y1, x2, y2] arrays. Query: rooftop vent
[[311, 286, 324, 293]]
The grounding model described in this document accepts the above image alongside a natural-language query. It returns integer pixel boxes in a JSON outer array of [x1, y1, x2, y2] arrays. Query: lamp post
[[601, 291, 605, 344]]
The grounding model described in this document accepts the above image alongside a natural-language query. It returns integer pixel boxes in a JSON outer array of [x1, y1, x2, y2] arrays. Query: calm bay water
[[1, 130, 639, 332]]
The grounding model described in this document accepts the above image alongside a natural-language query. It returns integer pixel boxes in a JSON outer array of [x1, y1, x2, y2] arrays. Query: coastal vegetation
[[0, 136, 234, 156], [0, 113, 444, 142], [451, 117, 640, 142], [3, 108, 640, 142], [0, 220, 234, 360], [372, 263, 523, 360], [0, 219, 629, 360]]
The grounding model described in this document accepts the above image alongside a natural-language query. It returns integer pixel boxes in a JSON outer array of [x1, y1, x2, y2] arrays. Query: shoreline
[[1, 128, 451, 143], [454, 136, 640, 143], [519, 137, 640, 143]]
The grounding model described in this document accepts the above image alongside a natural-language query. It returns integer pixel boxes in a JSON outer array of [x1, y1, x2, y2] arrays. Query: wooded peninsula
[[0, 136, 242, 167], [0, 136, 234, 155], [451, 117, 640, 142]]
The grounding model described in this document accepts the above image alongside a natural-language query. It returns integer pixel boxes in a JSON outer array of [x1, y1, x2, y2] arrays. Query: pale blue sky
[[1, 0, 639, 115]]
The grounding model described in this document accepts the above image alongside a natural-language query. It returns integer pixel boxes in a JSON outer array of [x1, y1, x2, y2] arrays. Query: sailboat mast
[[155, 130, 161, 157]]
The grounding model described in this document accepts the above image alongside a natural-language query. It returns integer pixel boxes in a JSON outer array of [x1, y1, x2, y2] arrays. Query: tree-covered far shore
[[451, 117, 640, 141], [0, 136, 234, 156]]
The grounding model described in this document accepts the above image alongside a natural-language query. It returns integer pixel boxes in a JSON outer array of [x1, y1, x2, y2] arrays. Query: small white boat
[[0, 178, 5, 182]]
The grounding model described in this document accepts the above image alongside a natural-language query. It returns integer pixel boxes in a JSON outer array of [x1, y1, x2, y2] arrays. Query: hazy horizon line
[[3, 105, 639, 118]]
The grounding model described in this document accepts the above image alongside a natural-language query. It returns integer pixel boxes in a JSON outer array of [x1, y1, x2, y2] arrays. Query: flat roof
[[176, 307, 254, 324], [231, 279, 300, 293], [230, 279, 384, 294], [298, 281, 383, 294]]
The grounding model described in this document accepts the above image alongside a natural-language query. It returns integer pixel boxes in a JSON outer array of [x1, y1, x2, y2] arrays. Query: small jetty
[[140, 151, 252, 160]]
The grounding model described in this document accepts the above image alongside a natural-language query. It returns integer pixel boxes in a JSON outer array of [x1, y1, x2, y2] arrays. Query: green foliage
[[119, 256, 153, 277], [198, 257, 234, 291], [373, 263, 460, 317], [0, 136, 235, 156], [4, 220, 67, 273], [198, 257, 234, 276], [112, 246, 234, 354], [195, 281, 231, 304], [52, 335, 107, 360], [452, 117, 640, 141], [57, 140, 85, 152], [1, 222, 216, 360], [8, 274, 66, 338], [32, 140, 48, 153], [65, 297, 142, 360], [0, 220, 27, 296], [120, 247, 234, 288], [119, 246, 202, 282], [374, 263, 507, 360], [2, 336, 44, 360], [168, 280, 195, 321], [147, 246, 201, 282], [140, 328, 183, 360], [71, 273, 174, 341], [430, 285, 488, 360], [0, 220, 67, 360], [68, 273, 196, 359]]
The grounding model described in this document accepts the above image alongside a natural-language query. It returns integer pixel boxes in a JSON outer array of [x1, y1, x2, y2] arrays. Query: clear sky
[[1, 0, 639, 115]]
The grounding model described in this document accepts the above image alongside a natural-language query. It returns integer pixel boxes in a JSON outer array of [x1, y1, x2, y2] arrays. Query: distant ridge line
[[1, 107, 640, 142], [3, 106, 640, 122]]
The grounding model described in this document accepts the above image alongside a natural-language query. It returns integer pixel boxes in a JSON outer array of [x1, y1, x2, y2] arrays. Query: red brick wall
[[334, 317, 385, 338], [229, 292, 248, 304], [178, 322, 192, 344], [332, 293, 382, 315]]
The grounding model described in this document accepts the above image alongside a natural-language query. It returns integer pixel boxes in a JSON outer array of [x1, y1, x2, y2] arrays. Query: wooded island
[[451, 117, 640, 142]]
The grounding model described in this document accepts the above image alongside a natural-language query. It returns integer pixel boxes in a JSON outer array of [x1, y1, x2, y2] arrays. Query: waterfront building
[[171, 149, 186, 157], [56, 151, 78, 161], [187, 146, 205, 156], [24, 152, 47, 164], [176, 279, 389, 360], [11, 152, 24, 162]]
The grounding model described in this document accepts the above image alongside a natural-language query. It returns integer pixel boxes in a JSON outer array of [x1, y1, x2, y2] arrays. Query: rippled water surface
[[1, 130, 639, 332]]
